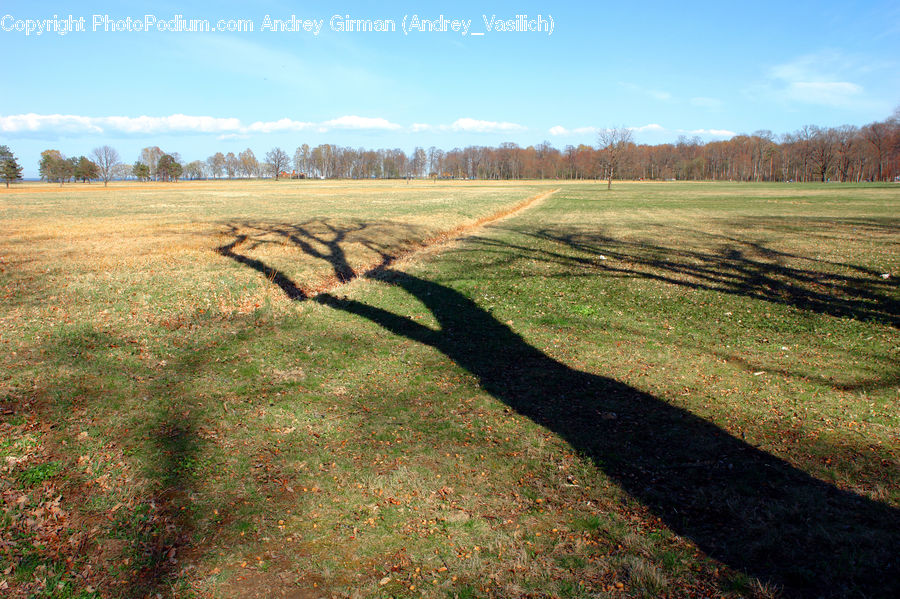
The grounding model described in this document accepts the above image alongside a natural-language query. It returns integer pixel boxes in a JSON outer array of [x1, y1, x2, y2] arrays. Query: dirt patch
[[217, 568, 322, 599]]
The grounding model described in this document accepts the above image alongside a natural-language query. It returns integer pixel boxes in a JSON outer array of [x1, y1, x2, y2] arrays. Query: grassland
[[0, 180, 897, 598]]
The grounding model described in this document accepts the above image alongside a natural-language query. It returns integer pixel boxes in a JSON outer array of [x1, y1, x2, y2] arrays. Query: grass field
[[1, 180, 897, 598]]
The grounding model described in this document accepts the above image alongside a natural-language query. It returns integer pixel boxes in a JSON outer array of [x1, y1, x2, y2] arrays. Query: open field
[[1, 180, 898, 598]]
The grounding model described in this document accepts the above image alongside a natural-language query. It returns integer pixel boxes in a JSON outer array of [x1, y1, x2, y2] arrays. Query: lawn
[[1, 180, 897, 598]]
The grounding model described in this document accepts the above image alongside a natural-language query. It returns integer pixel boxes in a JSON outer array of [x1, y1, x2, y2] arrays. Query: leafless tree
[[409, 147, 426, 178], [809, 126, 838, 182], [833, 125, 857, 182], [266, 147, 290, 179], [184, 160, 206, 180], [206, 152, 225, 179], [598, 127, 634, 189], [862, 121, 890, 181], [91, 145, 121, 186], [294, 144, 311, 177], [112, 163, 132, 181], [238, 148, 258, 179], [224, 152, 239, 179]]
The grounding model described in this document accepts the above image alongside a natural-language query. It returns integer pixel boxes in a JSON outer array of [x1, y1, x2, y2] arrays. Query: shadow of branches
[[215, 219, 900, 597], [215, 219, 431, 299], [495, 220, 898, 327]]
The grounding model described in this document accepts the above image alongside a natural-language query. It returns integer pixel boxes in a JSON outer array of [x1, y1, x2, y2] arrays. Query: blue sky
[[1, 0, 897, 176]]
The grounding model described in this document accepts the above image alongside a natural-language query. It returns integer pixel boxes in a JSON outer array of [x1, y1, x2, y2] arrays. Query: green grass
[[0, 180, 897, 598], [18, 461, 63, 486]]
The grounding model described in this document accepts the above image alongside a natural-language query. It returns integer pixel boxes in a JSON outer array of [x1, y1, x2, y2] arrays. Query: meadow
[[0, 180, 897, 598]]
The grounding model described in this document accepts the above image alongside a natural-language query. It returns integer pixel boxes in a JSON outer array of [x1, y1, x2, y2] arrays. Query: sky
[[1, 0, 898, 177]]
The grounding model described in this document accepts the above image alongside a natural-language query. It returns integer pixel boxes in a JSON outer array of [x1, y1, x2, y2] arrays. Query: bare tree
[[598, 127, 634, 189], [112, 163, 132, 181], [294, 144, 311, 177], [238, 148, 258, 179], [224, 152, 239, 179], [91, 145, 121, 186], [411, 147, 427, 178], [266, 147, 290, 179], [751, 131, 774, 181], [140, 146, 163, 180], [206, 152, 225, 179], [809, 126, 838, 182], [184, 160, 206, 180], [862, 121, 890, 181], [833, 125, 857, 182]]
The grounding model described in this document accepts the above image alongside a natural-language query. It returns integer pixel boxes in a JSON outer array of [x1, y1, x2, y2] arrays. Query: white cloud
[[446, 118, 526, 133], [411, 118, 526, 134], [0, 113, 104, 135], [0, 113, 252, 136], [0, 112, 526, 138], [321, 115, 402, 130], [767, 52, 852, 83], [760, 52, 877, 109], [784, 81, 863, 107], [0, 112, 271, 136], [629, 123, 665, 133], [245, 118, 316, 134], [549, 125, 599, 136], [102, 114, 242, 134], [689, 128, 735, 137]]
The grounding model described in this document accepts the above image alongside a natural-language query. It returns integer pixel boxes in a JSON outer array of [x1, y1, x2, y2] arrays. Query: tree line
[[4, 111, 897, 187]]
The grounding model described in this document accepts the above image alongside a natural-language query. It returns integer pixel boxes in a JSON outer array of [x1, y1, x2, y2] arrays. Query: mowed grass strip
[[0, 181, 897, 598]]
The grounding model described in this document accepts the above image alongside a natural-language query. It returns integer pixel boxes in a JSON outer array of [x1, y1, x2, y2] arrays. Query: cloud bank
[[0, 113, 526, 138]]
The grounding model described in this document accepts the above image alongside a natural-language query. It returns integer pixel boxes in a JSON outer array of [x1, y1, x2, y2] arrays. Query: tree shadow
[[214, 219, 430, 299], [216, 225, 308, 300], [120, 411, 199, 599], [18, 323, 300, 598], [217, 220, 900, 598], [31, 326, 205, 598], [504, 223, 898, 327]]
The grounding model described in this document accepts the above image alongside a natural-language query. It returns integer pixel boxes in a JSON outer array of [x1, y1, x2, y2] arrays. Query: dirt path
[[303, 187, 560, 296]]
